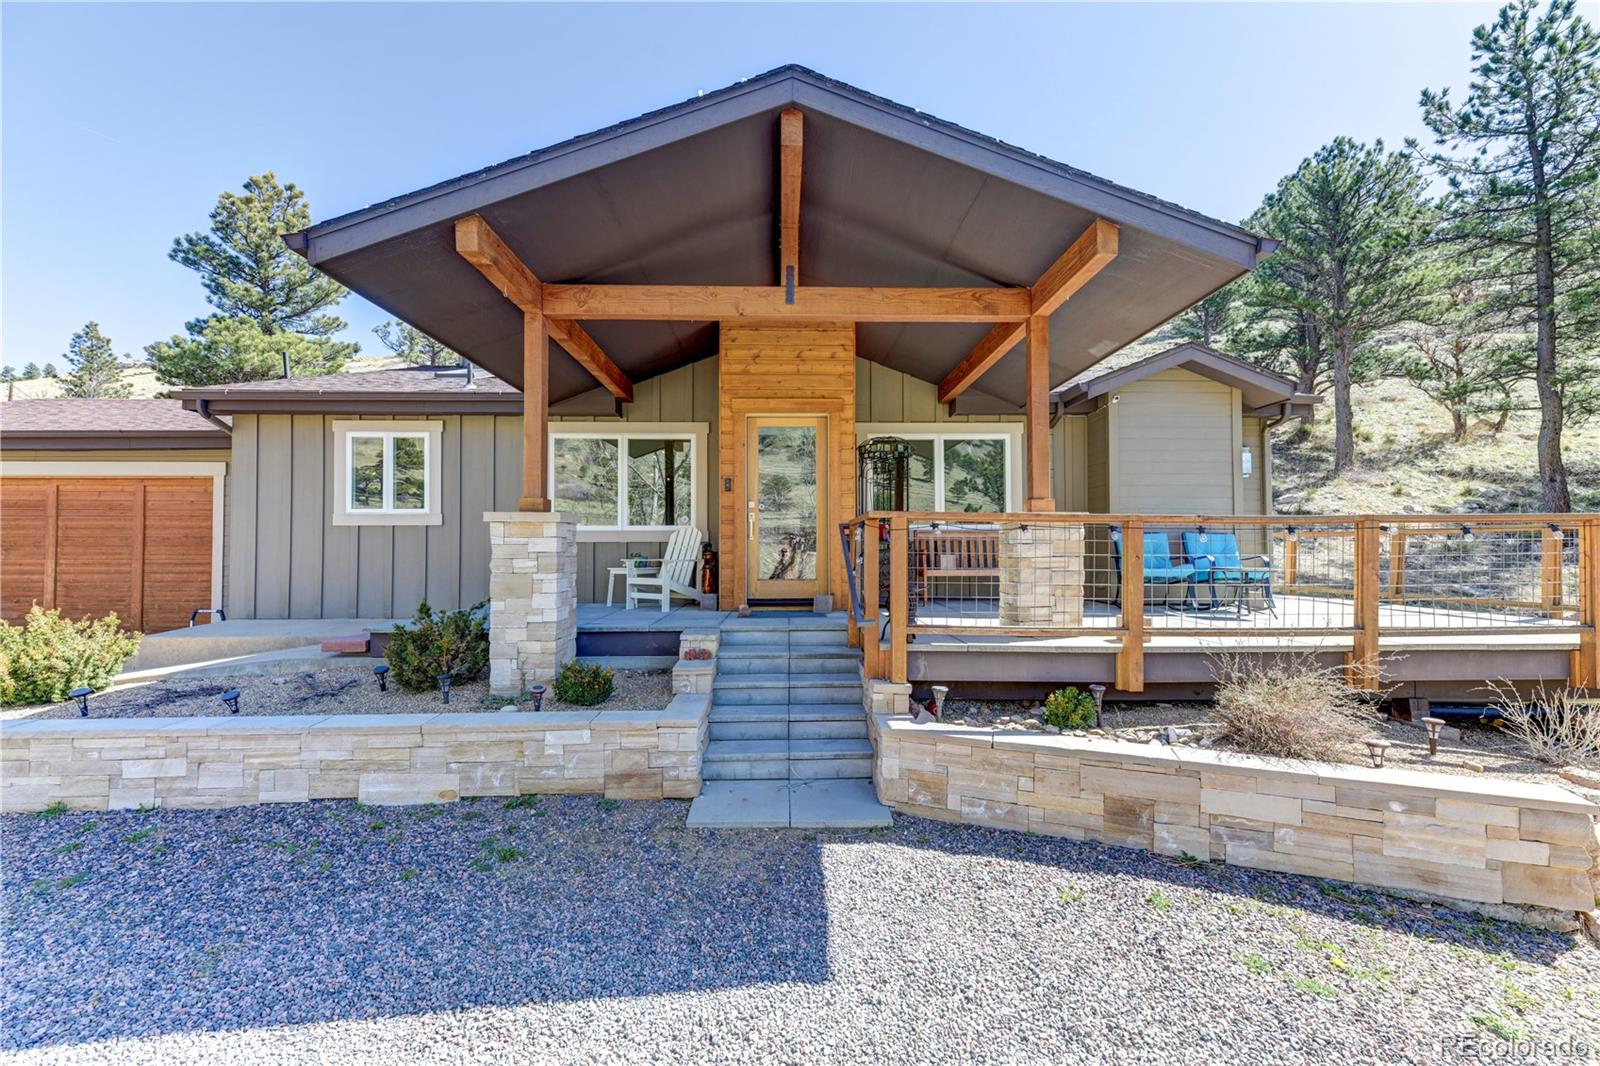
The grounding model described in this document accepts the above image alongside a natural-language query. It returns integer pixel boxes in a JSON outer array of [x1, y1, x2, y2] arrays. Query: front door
[[746, 416, 828, 602]]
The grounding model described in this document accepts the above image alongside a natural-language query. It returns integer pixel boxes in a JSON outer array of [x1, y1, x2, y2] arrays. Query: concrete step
[[709, 704, 790, 723], [790, 718, 867, 740], [789, 737, 874, 761], [687, 779, 891, 829], [704, 761, 791, 781], [709, 720, 788, 741], [785, 703, 867, 721], [703, 739, 788, 762], [718, 624, 792, 646], [786, 654, 862, 675], [791, 757, 874, 780], [790, 627, 852, 648], [789, 677, 863, 705], [716, 653, 789, 675], [788, 738, 873, 781], [717, 642, 789, 658], [710, 673, 789, 705]]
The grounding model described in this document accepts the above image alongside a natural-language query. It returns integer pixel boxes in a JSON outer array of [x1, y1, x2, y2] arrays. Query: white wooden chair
[[625, 525, 703, 612]]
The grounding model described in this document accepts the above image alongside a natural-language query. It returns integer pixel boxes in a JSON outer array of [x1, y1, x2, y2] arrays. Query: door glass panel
[[756, 425, 818, 583]]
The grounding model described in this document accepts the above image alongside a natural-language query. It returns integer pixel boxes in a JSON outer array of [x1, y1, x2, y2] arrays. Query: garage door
[[1, 477, 214, 633]]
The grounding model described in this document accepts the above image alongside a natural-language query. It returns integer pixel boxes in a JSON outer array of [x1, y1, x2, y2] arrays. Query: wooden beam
[[455, 215, 633, 402], [1116, 521, 1145, 692], [541, 285, 1031, 322], [1031, 218, 1119, 317], [1024, 315, 1055, 512], [937, 218, 1119, 403], [520, 312, 551, 512], [779, 108, 803, 290], [455, 215, 542, 312]]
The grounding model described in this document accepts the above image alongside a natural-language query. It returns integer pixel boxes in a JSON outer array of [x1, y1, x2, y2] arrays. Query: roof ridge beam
[[540, 285, 1029, 322], [779, 108, 803, 293]]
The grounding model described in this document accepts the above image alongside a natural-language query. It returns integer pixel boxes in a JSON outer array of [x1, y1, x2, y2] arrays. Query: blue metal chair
[[1180, 530, 1275, 613], [1111, 530, 1197, 608]]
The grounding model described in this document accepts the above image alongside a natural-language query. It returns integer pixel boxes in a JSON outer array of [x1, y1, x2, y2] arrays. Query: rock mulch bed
[[3, 799, 1596, 1063], [935, 696, 1592, 788], [13, 668, 674, 721]]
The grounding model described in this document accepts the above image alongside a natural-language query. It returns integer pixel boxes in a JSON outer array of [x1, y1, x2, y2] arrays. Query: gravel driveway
[[3, 799, 1596, 1064]]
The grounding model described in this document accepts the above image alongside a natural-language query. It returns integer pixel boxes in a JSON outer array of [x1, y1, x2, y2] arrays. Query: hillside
[[1, 356, 408, 402], [1270, 377, 1600, 515]]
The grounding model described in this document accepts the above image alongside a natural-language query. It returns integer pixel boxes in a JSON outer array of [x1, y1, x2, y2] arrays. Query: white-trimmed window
[[552, 431, 697, 532], [859, 429, 1014, 512], [332, 420, 443, 525]]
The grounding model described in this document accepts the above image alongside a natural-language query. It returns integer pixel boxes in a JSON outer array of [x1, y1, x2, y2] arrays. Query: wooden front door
[[745, 415, 829, 602]]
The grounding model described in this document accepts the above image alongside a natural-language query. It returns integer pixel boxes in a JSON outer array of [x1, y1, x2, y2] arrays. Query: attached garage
[[0, 400, 229, 634]]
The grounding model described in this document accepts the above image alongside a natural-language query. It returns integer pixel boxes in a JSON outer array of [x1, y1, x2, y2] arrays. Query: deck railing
[[841, 511, 1600, 693]]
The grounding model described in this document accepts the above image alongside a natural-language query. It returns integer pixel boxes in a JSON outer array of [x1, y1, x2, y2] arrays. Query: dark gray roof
[[288, 66, 1273, 411], [0, 398, 231, 450], [1054, 343, 1319, 416], [172, 365, 627, 416]]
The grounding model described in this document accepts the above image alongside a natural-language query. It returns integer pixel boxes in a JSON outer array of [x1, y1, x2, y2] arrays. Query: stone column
[[998, 523, 1085, 627], [485, 511, 577, 696]]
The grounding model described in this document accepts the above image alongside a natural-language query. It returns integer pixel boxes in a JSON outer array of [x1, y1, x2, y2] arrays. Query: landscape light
[[528, 684, 546, 713], [373, 663, 389, 692], [1363, 738, 1392, 769], [69, 687, 92, 718], [1089, 683, 1107, 729], [220, 689, 241, 715], [437, 673, 453, 705]]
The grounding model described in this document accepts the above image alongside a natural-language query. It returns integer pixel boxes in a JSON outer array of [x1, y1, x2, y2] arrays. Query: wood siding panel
[[141, 479, 213, 632], [321, 415, 359, 619], [426, 414, 463, 611], [1111, 369, 1235, 515], [459, 415, 495, 608], [228, 414, 258, 619], [254, 416, 293, 619], [0, 482, 50, 619], [289, 414, 325, 618]]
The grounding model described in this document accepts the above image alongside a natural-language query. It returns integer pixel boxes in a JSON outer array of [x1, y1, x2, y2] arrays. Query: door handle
[[748, 510, 756, 540]]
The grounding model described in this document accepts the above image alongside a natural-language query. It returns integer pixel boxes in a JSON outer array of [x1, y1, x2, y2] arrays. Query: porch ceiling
[[291, 67, 1267, 409]]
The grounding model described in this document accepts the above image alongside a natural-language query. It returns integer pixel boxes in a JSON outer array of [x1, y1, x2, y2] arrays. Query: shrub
[[553, 659, 615, 706], [1042, 687, 1097, 730], [384, 600, 489, 692], [0, 606, 141, 706], [1210, 652, 1370, 761], [1486, 682, 1600, 767]]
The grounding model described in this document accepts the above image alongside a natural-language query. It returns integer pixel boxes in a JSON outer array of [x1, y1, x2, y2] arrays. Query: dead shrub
[[1209, 652, 1373, 762], [1485, 682, 1600, 767]]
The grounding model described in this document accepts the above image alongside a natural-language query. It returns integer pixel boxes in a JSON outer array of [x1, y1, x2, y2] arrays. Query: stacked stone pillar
[[485, 511, 576, 696], [998, 522, 1086, 627]]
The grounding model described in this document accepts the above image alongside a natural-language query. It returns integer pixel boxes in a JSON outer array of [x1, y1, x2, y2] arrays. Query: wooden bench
[[912, 529, 1000, 603]]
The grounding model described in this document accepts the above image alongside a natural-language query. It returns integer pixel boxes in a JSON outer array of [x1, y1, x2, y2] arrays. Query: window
[[861, 429, 1013, 512], [333, 420, 443, 525], [552, 432, 695, 531]]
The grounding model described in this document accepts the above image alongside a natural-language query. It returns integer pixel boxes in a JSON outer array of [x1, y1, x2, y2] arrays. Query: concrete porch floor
[[686, 779, 892, 829]]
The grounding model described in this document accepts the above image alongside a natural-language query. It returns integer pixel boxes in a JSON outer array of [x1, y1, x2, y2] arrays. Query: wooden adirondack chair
[[625, 525, 704, 612]]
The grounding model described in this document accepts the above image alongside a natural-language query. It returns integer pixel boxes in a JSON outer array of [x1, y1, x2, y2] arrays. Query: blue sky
[[1, 1, 1500, 371]]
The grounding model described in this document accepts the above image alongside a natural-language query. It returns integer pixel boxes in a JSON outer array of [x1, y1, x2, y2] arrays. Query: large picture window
[[332, 420, 443, 526], [897, 433, 1011, 512], [553, 433, 695, 531]]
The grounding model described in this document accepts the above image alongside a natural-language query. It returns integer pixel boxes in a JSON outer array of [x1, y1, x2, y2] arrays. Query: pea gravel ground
[[3, 799, 1596, 1065]]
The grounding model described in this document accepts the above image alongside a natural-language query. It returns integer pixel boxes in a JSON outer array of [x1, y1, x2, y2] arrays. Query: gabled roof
[[285, 66, 1272, 411], [172, 366, 618, 416], [0, 398, 231, 450], [1053, 343, 1319, 416]]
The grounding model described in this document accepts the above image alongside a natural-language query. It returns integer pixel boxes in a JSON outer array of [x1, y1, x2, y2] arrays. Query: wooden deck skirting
[[843, 511, 1600, 691]]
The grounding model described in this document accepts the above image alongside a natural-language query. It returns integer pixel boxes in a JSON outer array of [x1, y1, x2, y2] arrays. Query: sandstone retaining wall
[[871, 715, 1600, 914], [0, 695, 710, 812]]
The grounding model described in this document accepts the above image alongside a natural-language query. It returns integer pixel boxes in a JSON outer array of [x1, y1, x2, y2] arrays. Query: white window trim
[[854, 423, 1021, 512], [331, 420, 443, 526], [549, 423, 706, 539]]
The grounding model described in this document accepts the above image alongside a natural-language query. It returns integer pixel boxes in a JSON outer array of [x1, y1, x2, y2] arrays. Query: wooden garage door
[[1, 477, 213, 633]]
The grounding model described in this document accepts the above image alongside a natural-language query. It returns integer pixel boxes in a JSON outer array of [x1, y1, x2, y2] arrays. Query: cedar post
[[1282, 530, 1299, 595], [863, 520, 881, 680], [1024, 315, 1055, 512], [520, 312, 551, 512], [889, 514, 909, 685], [1387, 529, 1408, 598], [1540, 526, 1564, 615], [1349, 518, 1382, 690], [1116, 522, 1145, 692], [1574, 519, 1599, 688]]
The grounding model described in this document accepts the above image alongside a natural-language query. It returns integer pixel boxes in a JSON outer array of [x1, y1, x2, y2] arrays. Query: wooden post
[[1282, 530, 1299, 595], [1540, 526, 1564, 615], [1573, 519, 1599, 689], [889, 514, 909, 685], [1024, 315, 1055, 512], [1387, 529, 1408, 598], [778, 108, 803, 289], [1116, 522, 1145, 692], [520, 312, 551, 512], [1349, 518, 1381, 690], [863, 520, 881, 680]]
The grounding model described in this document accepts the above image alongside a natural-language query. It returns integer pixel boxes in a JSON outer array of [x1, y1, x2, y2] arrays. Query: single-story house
[[0, 398, 231, 632]]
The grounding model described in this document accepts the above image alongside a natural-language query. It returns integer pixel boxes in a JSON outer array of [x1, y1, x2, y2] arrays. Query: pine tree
[[1393, 257, 1514, 440], [1415, 0, 1600, 511], [0, 367, 15, 383], [1172, 286, 1240, 348], [147, 173, 357, 385], [1247, 138, 1432, 471], [372, 320, 462, 366], [21, 363, 41, 380], [41, 364, 58, 379], [61, 322, 132, 398]]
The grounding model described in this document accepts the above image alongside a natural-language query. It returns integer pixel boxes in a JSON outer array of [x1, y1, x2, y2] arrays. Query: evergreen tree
[[1393, 258, 1514, 440], [1247, 138, 1432, 471], [1416, 0, 1600, 511], [61, 322, 132, 398], [147, 173, 357, 385], [41, 364, 58, 379], [1172, 285, 1240, 348], [372, 320, 462, 366], [1, 366, 15, 384], [21, 363, 41, 380]]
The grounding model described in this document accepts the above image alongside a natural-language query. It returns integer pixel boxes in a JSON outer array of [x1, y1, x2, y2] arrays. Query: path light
[[68, 687, 92, 718], [1089, 683, 1107, 729], [1549, 523, 1564, 543], [528, 684, 546, 713], [373, 663, 389, 692], [437, 673, 453, 705], [1286, 525, 1298, 543], [1460, 524, 1474, 543], [1421, 717, 1445, 756], [1363, 738, 1392, 769], [930, 685, 949, 719], [220, 689, 241, 715]]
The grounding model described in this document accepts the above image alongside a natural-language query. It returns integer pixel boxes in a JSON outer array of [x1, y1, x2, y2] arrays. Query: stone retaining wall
[[871, 715, 1600, 914], [0, 695, 710, 812]]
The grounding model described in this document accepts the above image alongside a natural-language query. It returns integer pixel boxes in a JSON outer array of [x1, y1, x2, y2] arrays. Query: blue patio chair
[[1180, 530, 1275, 613], [1110, 530, 1197, 609]]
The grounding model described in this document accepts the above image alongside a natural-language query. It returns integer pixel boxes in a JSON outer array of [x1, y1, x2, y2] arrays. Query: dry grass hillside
[[1271, 377, 1600, 515], [1, 356, 407, 401]]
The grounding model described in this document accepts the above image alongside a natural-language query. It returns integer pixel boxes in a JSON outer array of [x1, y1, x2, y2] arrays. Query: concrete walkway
[[687, 779, 891, 829]]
